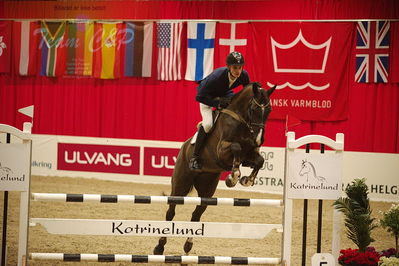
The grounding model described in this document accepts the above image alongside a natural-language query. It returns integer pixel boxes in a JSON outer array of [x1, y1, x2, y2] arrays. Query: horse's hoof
[[153, 245, 164, 255], [225, 174, 237, 188], [239, 176, 253, 187], [225, 176, 235, 187], [184, 241, 193, 254]]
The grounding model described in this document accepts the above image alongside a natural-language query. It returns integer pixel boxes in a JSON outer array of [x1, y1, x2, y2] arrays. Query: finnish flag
[[185, 22, 215, 81]]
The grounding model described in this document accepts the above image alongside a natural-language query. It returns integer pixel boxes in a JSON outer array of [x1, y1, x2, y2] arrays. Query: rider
[[189, 51, 250, 171]]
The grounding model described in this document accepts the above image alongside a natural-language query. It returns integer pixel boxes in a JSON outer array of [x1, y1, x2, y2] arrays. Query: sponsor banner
[[57, 143, 140, 174], [0, 143, 30, 191], [30, 134, 398, 202], [240, 148, 286, 195], [143, 147, 179, 177], [287, 152, 342, 200], [32, 218, 277, 239]]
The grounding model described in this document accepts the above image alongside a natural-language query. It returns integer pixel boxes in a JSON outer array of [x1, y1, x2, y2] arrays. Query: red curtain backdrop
[[0, 0, 399, 153]]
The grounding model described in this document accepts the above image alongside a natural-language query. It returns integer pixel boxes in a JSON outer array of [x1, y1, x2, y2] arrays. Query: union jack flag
[[355, 21, 390, 83]]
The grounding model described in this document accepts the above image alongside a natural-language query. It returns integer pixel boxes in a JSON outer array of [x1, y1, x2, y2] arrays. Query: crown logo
[[271, 30, 331, 73]]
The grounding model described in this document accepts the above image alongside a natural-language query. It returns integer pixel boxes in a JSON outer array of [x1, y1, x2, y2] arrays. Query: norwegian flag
[[355, 21, 390, 83]]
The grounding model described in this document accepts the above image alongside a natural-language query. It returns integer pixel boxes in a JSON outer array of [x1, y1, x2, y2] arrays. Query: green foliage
[[380, 204, 399, 257], [333, 178, 377, 252]]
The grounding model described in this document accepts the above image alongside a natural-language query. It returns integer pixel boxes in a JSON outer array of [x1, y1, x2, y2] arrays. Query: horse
[[153, 82, 276, 256], [299, 159, 326, 183]]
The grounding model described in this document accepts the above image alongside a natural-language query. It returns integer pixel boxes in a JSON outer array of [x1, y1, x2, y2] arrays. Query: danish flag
[[355, 21, 390, 83]]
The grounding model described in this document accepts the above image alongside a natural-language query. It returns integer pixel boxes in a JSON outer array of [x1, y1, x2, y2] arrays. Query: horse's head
[[299, 159, 309, 176], [247, 82, 276, 126]]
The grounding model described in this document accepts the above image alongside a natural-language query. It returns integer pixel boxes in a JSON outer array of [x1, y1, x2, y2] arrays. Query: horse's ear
[[252, 82, 262, 96], [267, 85, 277, 96]]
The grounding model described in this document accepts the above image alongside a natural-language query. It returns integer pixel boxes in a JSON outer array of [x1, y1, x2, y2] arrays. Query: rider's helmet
[[226, 51, 245, 66]]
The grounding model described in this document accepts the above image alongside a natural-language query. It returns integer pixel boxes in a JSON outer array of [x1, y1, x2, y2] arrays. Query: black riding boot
[[189, 126, 208, 171]]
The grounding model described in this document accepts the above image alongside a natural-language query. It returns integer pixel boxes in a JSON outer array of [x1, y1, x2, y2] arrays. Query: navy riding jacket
[[196, 67, 250, 107]]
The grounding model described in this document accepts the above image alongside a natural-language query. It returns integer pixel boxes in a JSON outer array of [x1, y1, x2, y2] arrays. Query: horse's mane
[[230, 83, 254, 104]]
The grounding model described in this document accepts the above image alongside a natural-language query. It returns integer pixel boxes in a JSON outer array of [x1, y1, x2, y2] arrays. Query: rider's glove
[[217, 97, 231, 109]]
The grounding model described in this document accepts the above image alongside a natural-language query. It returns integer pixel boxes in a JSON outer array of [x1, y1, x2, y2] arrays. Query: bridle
[[220, 95, 271, 134]]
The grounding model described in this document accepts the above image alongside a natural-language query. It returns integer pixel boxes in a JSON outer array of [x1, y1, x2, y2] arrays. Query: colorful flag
[[123, 22, 153, 78], [355, 21, 390, 83], [0, 21, 11, 73], [66, 22, 94, 76], [215, 22, 248, 68], [13, 21, 40, 76], [93, 22, 123, 79], [185, 22, 215, 81], [40, 21, 67, 77], [389, 22, 399, 83], [157, 22, 183, 81]]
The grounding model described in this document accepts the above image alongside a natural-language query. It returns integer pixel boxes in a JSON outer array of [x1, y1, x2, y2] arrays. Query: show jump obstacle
[[0, 123, 32, 266], [29, 194, 283, 264], [1, 124, 343, 265], [282, 132, 344, 266]]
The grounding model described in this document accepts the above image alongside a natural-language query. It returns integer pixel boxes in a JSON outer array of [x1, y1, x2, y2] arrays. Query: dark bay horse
[[154, 82, 275, 255]]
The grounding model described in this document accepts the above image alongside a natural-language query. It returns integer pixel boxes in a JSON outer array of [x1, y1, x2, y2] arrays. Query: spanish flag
[[93, 22, 123, 79], [66, 22, 94, 76]]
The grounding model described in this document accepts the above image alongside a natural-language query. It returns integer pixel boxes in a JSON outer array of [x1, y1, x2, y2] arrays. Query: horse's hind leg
[[184, 173, 220, 254], [153, 203, 176, 255], [154, 160, 194, 255]]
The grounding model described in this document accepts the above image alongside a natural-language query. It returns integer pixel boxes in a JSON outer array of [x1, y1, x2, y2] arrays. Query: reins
[[220, 97, 270, 134]]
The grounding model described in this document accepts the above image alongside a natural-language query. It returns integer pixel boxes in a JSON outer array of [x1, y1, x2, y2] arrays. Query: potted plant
[[333, 178, 379, 265], [380, 204, 399, 257]]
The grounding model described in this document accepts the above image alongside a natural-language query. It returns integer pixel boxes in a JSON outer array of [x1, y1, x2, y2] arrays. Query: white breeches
[[199, 103, 213, 133]]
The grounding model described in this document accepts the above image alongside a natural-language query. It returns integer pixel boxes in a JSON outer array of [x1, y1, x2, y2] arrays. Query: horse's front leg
[[240, 150, 264, 187], [224, 142, 242, 188]]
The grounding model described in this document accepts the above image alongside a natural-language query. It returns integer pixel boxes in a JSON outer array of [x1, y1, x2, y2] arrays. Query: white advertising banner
[[31, 218, 281, 239], [29, 134, 399, 202], [0, 143, 30, 191], [286, 152, 342, 200]]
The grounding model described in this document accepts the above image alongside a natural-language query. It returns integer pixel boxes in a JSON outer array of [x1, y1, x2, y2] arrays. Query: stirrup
[[189, 156, 202, 170]]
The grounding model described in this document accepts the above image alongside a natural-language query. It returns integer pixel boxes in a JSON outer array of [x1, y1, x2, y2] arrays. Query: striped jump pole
[[29, 253, 281, 265], [31, 193, 283, 207]]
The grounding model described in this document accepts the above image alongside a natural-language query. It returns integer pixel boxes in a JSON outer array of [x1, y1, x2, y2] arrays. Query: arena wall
[[29, 134, 398, 202]]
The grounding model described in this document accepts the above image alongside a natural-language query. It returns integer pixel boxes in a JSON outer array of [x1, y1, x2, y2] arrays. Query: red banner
[[143, 147, 179, 177], [249, 22, 355, 121], [57, 143, 140, 174]]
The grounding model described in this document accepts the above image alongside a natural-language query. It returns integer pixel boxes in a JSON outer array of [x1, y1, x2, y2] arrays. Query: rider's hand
[[217, 97, 231, 109]]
